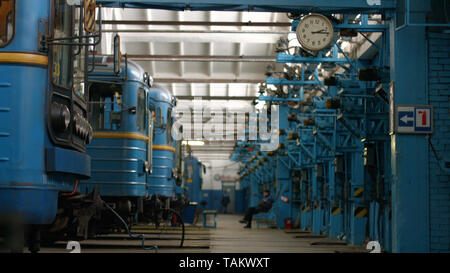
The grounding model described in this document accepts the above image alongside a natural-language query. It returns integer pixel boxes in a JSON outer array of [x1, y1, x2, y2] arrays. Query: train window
[[88, 83, 123, 130], [73, 50, 85, 98], [137, 87, 145, 133], [73, 6, 85, 99], [0, 0, 14, 47], [167, 108, 173, 145], [52, 0, 73, 89], [186, 165, 193, 181], [155, 107, 162, 128]]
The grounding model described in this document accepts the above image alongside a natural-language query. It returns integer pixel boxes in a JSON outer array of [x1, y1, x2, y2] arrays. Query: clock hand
[[311, 30, 330, 34]]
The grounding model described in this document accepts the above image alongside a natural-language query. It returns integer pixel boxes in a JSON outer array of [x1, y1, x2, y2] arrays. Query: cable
[[168, 208, 185, 248], [62, 180, 79, 196], [103, 202, 159, 252], [104, 201, 185, 249], [426, 135, 447, 172]]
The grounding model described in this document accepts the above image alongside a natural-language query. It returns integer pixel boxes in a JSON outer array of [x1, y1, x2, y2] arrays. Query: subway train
[[0, 0, 100, 252], [183, 154, 204, 205], [71, 56, 189, 237]]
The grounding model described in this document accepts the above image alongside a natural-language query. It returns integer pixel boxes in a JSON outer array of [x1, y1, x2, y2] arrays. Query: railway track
[[35, 225, 212, 253]]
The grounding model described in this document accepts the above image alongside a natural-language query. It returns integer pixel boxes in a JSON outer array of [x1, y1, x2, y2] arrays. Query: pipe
[[62, 180, 79, 196], [102, 29, 290, 34], [99, 20, 292, 27], [155, 78, 264, 84], [129, 55, 275, 63], [92, 53, 275, 63], [177, 96, 258, 100]]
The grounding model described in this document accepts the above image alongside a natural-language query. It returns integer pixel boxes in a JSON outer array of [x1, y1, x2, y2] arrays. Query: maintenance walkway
[[209, 214, 367, 253]]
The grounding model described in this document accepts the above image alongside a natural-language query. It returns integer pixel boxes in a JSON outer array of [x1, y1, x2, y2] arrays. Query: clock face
[[296, 14, 334, 52]]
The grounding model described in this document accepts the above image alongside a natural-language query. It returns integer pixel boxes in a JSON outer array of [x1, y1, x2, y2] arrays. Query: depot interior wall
[[196, 159, 247, 213], [200, 159, 240, 190], [427, 30, 450, 253]]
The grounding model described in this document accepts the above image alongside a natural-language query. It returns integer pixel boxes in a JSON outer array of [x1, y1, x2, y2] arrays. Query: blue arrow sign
[[395, 105, 433, 134], [398, 111, 414, 127]]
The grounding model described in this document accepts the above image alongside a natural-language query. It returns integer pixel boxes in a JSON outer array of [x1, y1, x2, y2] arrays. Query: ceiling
[[97, 8, 292, 162], [97, 8, 381, 163]]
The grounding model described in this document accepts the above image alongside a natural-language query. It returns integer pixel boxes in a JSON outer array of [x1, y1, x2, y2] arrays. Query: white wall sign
[[395, 105, 433, 134]]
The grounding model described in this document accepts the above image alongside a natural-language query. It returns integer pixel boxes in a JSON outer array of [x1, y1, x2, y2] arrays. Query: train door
[[222, 181, 236, 214], [146, 93, 154, 176]]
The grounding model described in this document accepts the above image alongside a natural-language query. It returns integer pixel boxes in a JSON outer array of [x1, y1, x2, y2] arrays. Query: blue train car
[[76, 56, 187, 232], [147, 84, 177, 198], [184, 155, 203, 204], [179, 153, 204, 224], [144, 84, 189, 224], [0, 0, 98, 252], [174, 140, 187, 199], [76, 57, 152, 232], [80, 58, 150, 198]]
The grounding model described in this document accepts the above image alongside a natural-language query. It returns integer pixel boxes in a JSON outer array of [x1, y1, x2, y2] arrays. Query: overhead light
[[182, 140, 205, 146]]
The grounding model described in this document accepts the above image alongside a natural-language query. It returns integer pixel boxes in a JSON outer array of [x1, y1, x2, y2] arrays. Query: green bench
[[202, 210, 217, 228]]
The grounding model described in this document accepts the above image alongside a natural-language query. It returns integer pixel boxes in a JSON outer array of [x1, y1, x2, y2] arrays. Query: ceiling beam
[[155, 78, 264, 84], [100, 20, 292, 27], [113, 32, 285, 43], [129, 54, 276, 62], [103, 29, 289, 34], [97, 1, 397, 14]]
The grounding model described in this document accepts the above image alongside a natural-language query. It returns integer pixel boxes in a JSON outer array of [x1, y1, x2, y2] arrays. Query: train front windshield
[[52, 0, 72, 89], [137, 87, 146, 133], [0, 0, 14, 46], [73, 5, 86, 99], [167, 108, 173, 146], [88, 83, 123, 131]]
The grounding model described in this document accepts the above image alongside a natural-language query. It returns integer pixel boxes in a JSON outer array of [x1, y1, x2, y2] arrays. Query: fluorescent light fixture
[[182, 140, 205, 146]]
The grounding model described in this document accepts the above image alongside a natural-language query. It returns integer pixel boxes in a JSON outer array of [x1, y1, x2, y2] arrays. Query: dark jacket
[[221, 196, 230, 206], [258, 195, 274, 212]]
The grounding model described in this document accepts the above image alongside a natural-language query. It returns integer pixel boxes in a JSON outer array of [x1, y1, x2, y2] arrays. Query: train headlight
[[86, 125, 94, 144], [50, 102, 71, 132], [73, 113, 92, 142], [80, 118, 87, 138]]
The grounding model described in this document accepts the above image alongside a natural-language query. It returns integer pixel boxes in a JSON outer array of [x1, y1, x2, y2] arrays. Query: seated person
[[239, 190, 274, 228]]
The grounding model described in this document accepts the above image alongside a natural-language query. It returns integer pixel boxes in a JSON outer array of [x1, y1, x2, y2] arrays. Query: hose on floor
[[167, 208, 185, 248], [103, 201, 159, 252]]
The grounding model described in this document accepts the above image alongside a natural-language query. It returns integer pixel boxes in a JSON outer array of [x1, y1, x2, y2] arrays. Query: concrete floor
[[209, 214, 366, 253], [28, 213, 367, 253]]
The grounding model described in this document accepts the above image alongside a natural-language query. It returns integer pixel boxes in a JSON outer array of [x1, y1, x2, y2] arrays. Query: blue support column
[[250, 175, 260, 207], [276, 165, 291, 228], [390, 21, 429, 253], [349, 148, 367, 245], [275, 105, 292, 228], [306, 168, 314, 231], [312, 164, 322, 234], [330, 156, 344, 238], [324, 160, 335, 236], [300, 168, 310, 230]]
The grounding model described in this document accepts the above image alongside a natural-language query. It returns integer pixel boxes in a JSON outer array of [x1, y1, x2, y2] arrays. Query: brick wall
[[427, 31, 450, 253]]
